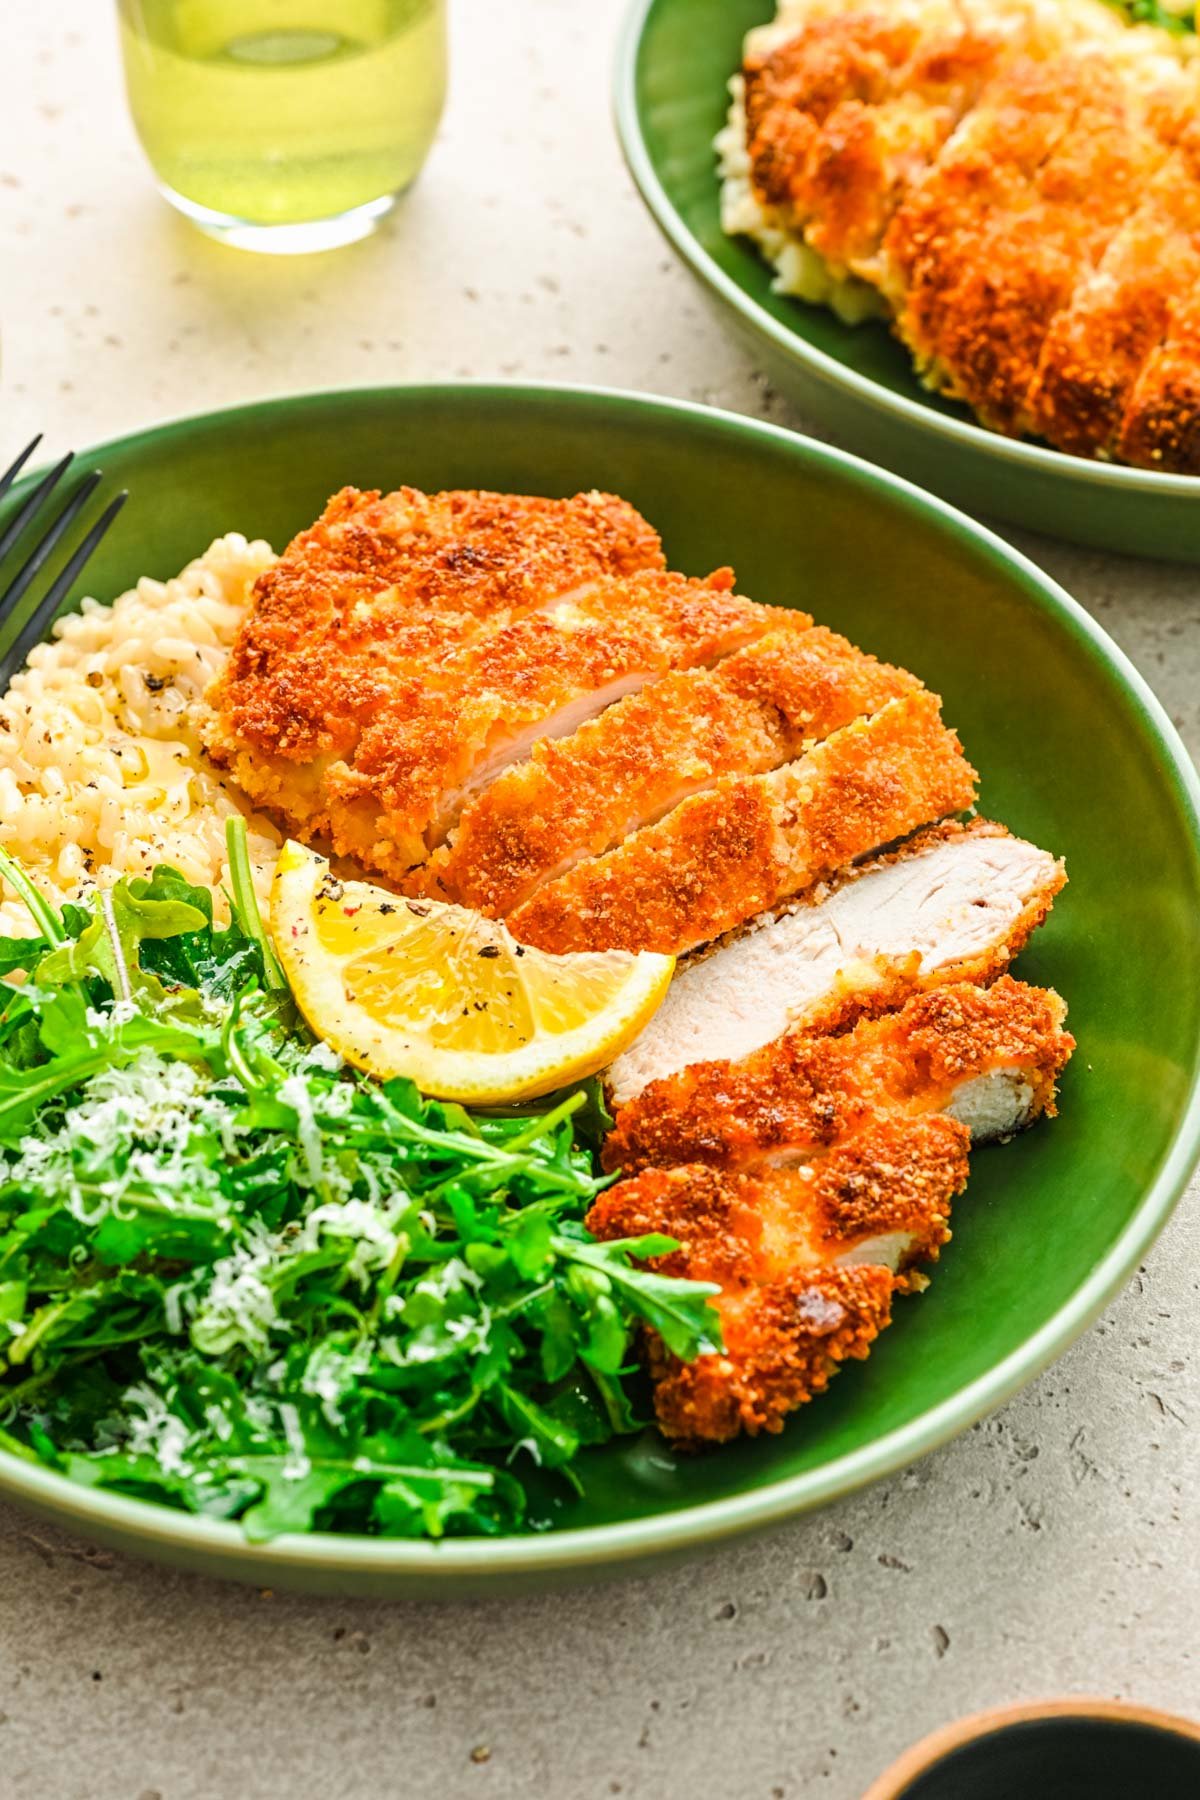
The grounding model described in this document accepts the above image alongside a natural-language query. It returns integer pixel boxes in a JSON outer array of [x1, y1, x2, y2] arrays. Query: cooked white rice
[[0, 534, 282, 937]]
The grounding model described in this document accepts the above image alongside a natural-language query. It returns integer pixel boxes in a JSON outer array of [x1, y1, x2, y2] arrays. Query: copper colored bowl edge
[[862, 1697, 1200, 1800]]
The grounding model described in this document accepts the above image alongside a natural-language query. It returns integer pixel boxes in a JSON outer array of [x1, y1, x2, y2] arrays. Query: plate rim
[[613, 0, 1200, 500], [2, 377, 1200, 1582]]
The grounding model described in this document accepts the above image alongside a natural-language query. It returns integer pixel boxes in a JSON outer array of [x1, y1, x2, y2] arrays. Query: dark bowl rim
[[861, 1697, 1200, 1798], [613, 0, 1200, 498], [0, 378, 1198, 1581]]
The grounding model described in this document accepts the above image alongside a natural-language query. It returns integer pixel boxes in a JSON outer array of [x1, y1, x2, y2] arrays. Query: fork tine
[[0, 436, 43, 509], [0, 489, 127, 687], [0, 470, 103, 620], [0, 450, 74, 566]]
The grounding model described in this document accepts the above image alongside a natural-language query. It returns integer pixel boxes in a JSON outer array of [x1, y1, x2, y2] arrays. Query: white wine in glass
[[117, 0, 448, 253]]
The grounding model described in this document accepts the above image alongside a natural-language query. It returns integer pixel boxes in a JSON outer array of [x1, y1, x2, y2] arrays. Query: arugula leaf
[[36, 884, 208, 1012], [224, 817, 287, 992], [0, 935, 50, 980], [0, 847, 723, 1543], [560, 1236, 723, 1362], [0, 845, 64, 945]]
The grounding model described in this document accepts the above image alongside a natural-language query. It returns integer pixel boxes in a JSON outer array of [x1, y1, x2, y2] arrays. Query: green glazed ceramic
[[616, 0, 1200, 562], [0, 384, 1197, 1597]]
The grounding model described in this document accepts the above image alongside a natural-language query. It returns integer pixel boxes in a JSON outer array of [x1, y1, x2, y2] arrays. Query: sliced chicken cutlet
[[604, 976, 1074, 1176], [884, 51, 1173, 436], [728, 0, 1200, 466], [205, 485, 665, 846], [1115, 119, 1200, 472], [606, 818, 1064, 1106], [309, 568, 775, 879], [588, 1112, 970, 1442], [1023, 191, 1194, 461], [738, 0, 1013, 286], [418, 624, 919, 914], [508, 691, 975, 957]]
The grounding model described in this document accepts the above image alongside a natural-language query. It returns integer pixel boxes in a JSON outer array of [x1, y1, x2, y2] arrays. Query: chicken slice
[[606, 819, 1064, 1107], [737, 0, 1011, 285], [298, 568, 775, 879], [603, 975, 1074, 1176], [206, 485, 665, 842], [508, 691, 976, 957], [588, 1112, 970, 1442], [1022, 199, 1188, 460], [418, 624, 918, 914], [883, 52, 1166, 435], [1113, 119, 1200, 472]]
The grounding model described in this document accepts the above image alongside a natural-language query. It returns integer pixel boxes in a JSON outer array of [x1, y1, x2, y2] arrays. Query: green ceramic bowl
[[1, 384, 1198, 1597], [615, 0, 1200, 562]]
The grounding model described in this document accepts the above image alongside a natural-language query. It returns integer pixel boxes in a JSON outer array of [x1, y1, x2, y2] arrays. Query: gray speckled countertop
[[0, 2, 1197, 1795]]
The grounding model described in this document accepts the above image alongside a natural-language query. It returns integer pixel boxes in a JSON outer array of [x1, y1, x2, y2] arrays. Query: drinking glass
[[116, 0, 448, 253]]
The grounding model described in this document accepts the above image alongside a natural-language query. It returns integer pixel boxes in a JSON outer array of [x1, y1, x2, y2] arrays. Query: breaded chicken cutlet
[[593, 979, 1073, 1443], [589, 1113, 972, 1443], [604, 975, 1075, 1176], [506, 691, 976, 955], [721, 0, 1200, 469], [205, 485, 667, 869], [207, 481, 1074, 1452], [607, 818, 1066, 1104], [415, 625, 920, 914], [209, 485, 976, 925]]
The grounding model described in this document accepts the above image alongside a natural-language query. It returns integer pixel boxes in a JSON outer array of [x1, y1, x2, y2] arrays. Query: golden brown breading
[[649, 1263, 895, 1443], [588, 1113, 970, 1442], [507, 690, 976, 956], [206, 484, 664, 827], [592, 1114, 967, 1276], [733, 0, 1200, 468], [418, 623, 918, 914], [603, 975, 1074, 1176], [886, 53, 1174, 435], [207, 489, 676, 882], [606, 816, 1067, 1106], [1114, 121, 1200, 469], [743, 2, 1003, 279], [1023, 202, 1186, 461], [287, 568, 773, 880]]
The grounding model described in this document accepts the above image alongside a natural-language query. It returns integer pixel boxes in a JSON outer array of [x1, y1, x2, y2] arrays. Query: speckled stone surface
[[0, 3, 1198, 1795]]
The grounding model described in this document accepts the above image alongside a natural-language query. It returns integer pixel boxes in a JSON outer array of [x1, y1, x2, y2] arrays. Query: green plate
[[616, 0, 1200, 562], [1, 384, 1198, 1597]]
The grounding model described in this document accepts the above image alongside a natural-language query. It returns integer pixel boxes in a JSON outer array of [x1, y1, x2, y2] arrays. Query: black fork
[[0, 435, 128, 688]]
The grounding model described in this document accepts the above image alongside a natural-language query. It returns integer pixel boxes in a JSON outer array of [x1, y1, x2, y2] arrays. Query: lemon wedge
[[269, 841, 675, 1103]]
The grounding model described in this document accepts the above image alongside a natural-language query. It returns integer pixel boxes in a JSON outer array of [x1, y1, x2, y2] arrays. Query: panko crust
[[207, 484, 664, 770], [733, 0, 1200, 469], [743, 5, 1002, 275], [654, 1263, 897, 1444], [312, 569, 772, 878], [588, 1116, 968, 1443], [667, 814, 1064, 989], [807, 1111, 967, 1274], [419, 623, 918, 914], [591, 1114, 967, 1278], [886, 54, 1174, 435], [602, 975, 1074, 1175], [508, 690, 976, 956]]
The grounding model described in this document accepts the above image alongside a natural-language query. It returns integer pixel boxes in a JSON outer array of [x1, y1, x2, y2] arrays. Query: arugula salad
[[0, 824, 719, 1542]]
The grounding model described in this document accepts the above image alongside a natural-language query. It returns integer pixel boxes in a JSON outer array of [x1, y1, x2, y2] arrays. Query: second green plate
[[616, 0, 1200, 561]]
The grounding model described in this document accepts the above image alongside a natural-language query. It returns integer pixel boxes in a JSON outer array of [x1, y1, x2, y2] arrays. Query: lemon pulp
[[270, 842, 675, 1103]]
